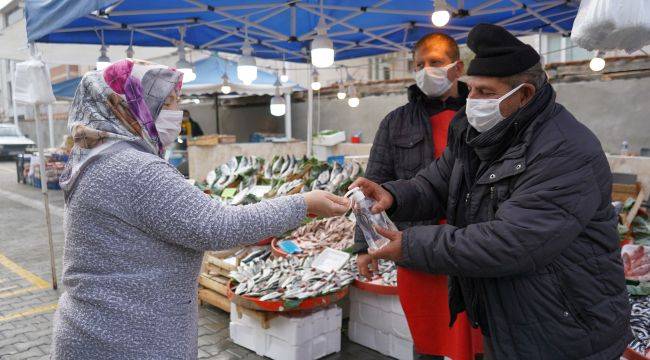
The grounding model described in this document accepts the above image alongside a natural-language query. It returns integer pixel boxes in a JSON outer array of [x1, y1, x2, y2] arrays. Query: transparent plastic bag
[[571, 0, 650, 52], [346, 188, 397, 250]]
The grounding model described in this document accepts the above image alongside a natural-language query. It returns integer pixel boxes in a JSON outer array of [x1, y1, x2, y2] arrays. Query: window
[[383, 66, 391, 80], [6, 6, 22, 26]]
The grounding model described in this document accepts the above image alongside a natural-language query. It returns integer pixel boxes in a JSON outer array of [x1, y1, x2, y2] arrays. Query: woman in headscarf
[[51, 59, 349, 359]]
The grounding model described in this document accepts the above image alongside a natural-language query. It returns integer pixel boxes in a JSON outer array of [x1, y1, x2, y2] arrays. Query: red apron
[[397, 110, 483, 359]]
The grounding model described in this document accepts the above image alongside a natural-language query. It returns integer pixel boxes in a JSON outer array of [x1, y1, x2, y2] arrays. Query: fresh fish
[[205, 170, 217, 187], [231, 254, 356, 301], [329, 162, 342, 182]]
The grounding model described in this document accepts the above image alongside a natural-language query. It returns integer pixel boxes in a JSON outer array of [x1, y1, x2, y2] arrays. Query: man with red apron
[[354, 33, 482, 359]]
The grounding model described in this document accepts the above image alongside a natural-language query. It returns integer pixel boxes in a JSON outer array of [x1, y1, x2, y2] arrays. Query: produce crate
[[229, 303, 342, 360], [188, 134, 236, 146], [347, 287, 413, 360], [614, 182, 646, 228]]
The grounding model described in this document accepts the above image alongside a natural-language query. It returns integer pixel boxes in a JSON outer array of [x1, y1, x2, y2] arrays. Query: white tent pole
[[11, 61, 19, 129], [47, 104, 55, 148], [33, 104, 58, 290], [307, 64, 313, 158], [284, 92, 292, 140]]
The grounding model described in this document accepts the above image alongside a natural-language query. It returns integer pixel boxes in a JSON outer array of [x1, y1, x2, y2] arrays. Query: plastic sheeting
[[571, 0, 650, 52]]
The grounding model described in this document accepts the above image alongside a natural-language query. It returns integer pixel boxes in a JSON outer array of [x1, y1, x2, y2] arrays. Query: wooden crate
[[188, 134, 236, 146], [199, 274, 230, 296], [198, 287, 231, 313], [613, 182, 646, 228]]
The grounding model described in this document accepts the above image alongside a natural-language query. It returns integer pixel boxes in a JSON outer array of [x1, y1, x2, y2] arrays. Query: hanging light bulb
[[347, 84, 359, 108], [589, 50, 606, 72], [175, 28, 196, 83], [126, 30, 135, 59], [220, 73, 232, 94], [96, 30, 111, 71], [311, 68, 321, 91], [337, 81, 346, 100], [311, 17, 335, 68], [431, 0, 451, 27], [176, 47, 196, 82], [270, 78, 286, 117], [280, 62, 289, 83], [96, 45, 111, 71], [237, 39, 257, 85]]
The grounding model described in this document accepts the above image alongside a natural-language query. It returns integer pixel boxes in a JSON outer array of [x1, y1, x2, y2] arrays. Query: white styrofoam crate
[[313, 131, 346, 146], [230, 320, 341, 360], [230, 303, 341, 346], [229, 304, 342, 360], [349, 287, 412, 341], [348, 320, 414, 360]]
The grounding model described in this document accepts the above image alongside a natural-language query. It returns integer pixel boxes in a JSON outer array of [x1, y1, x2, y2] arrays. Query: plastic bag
[[571, 0, 650, 53], [14, 58, 56, 105], [623, 244, 650, 282]]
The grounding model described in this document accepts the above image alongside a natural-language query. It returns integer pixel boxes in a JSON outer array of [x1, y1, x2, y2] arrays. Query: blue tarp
[[25, 0, 579, 62], [51, 54, 299, 99]]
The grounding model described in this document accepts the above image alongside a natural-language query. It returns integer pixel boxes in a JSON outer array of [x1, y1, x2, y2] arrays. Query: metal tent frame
[[25, 0, 580, 156]]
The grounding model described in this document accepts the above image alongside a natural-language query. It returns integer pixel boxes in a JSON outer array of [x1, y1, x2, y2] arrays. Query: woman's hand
[[348, 177, 394, 214], [303, 190, 350, 218]]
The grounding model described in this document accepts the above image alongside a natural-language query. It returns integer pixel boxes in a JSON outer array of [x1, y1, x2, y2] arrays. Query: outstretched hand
[[304, 190, 350, 218], [368, 226, 403, 263], [348, 177, 394, 214]]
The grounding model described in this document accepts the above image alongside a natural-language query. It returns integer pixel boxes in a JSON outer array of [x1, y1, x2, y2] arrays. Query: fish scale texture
[[51, 143, 306, 359]]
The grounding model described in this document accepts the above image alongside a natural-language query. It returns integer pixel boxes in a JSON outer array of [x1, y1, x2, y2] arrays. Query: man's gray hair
[[501, 62, 547, 90]]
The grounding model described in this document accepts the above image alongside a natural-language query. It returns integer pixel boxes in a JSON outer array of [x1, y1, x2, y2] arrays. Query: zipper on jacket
[[488, 186, 496, 220]]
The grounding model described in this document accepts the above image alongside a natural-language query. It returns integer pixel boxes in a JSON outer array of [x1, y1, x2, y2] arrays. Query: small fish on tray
[[229, 255, 356, 301], [351, 257, 397, 287], [280, 216, 355, 256]]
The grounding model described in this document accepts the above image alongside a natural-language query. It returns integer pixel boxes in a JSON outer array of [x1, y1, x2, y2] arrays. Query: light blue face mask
[[465, 83, 525, 132], [414, 61, 458, 98]]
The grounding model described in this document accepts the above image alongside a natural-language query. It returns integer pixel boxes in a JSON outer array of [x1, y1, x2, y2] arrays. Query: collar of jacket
[[407, 81, 469, 116], [450, 83, 558, 184]]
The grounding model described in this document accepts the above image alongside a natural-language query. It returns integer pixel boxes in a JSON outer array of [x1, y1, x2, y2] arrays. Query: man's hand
[[368, 226, 404, 263], [356, 253, 378, 279], [348, 177, 394, 214], [304, 190, 350, 218]]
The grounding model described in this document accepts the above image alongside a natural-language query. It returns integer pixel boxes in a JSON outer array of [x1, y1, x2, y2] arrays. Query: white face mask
[[155, 109, 183, 147], [414, 62, 457, 98], [466, 84, 525, 133]]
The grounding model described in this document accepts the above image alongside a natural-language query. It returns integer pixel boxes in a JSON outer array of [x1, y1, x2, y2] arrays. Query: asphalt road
[[0, 160, 389, 360]]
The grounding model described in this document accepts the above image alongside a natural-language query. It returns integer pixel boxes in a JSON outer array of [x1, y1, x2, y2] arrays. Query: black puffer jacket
[[383, 85, 631, 359], [353, 83, 468, 251]]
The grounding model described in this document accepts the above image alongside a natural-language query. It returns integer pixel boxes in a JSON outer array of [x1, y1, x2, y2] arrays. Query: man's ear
[[520, 83, 536, 106]]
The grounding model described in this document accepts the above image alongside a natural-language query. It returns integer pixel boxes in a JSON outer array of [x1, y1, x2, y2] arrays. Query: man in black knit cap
[[351, 24, 631, 359]]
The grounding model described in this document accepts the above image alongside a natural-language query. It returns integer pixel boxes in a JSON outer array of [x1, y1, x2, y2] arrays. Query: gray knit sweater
[[51, 143, 306, 359]]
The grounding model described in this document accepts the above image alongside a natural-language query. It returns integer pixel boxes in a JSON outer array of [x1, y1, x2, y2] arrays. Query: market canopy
[[51, 54, 301, 100], [25, 0, 579, 62]]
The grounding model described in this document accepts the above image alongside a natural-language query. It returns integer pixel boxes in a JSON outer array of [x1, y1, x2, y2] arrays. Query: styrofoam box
[[348, 320, 414, 360], [230, 303, 341, 346], [349, 287, 412, 341], [312, 131, 346, 146], [229, 304, 342, 360]]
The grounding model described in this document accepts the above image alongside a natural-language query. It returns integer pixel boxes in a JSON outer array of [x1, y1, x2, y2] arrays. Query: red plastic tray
[[353, 279, 398, 295], [227, 280, 348, 312], [256, 236, 274, 246]]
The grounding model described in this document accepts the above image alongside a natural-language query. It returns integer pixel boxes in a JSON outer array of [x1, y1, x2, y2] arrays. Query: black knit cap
[[466, 23, 540, 77]]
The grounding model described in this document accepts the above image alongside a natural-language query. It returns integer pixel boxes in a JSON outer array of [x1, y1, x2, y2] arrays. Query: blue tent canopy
[[26, 0, 579, 62], [51, 54, 300, 100]]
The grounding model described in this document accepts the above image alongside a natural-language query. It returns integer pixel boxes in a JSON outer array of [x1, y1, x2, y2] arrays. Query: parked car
[[0, 123, 35, 159]]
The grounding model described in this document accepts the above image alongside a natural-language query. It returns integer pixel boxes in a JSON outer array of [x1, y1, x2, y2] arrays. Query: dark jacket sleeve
[[382, 144, 454, 222], [399, 154, 601, 278], [353, 113, 397, 253]]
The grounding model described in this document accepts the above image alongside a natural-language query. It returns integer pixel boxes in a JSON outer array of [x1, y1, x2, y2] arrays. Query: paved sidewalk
[[0, 161, 387, 359]]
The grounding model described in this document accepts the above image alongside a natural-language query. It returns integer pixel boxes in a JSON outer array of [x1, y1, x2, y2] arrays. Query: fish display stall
[[197, 155, 364, 205], [228, 254, 355, 312], [273, 216, 355, 257]]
